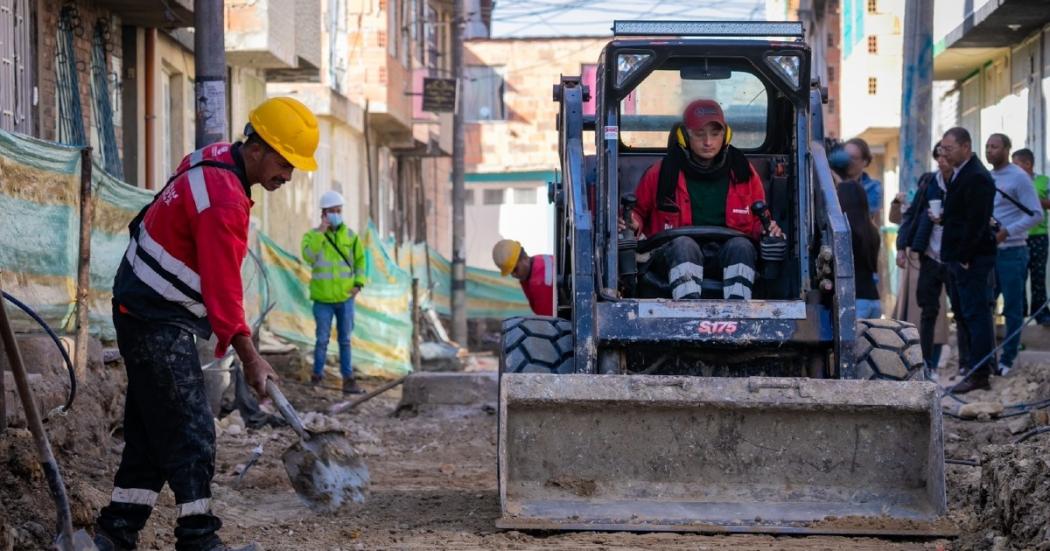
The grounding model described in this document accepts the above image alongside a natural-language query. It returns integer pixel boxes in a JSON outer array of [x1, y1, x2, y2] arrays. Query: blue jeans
[[313, 299, 355, 378], [856, 299, 882, 319], [996, 246, 1029, 368]]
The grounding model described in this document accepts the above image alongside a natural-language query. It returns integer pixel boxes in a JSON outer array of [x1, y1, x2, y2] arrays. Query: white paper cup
[[928, 199, 942, 218]]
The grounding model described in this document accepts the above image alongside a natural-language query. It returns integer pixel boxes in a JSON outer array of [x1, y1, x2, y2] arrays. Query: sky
[[488, 0, 770, 38]]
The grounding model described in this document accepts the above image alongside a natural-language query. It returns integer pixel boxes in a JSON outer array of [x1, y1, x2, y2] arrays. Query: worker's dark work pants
[[638, 236, 757, 300], [97, 309, 221, 551]]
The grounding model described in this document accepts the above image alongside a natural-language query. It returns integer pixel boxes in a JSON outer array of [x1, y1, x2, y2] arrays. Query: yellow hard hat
[[492, 240, 523, 277], [248, 97, 319, 171]]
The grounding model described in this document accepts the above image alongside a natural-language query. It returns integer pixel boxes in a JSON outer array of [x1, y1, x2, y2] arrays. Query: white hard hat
[[320, 190, 344, 209]]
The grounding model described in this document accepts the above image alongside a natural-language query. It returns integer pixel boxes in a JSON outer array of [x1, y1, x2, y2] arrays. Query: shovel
[[266, 380, 370, 512]]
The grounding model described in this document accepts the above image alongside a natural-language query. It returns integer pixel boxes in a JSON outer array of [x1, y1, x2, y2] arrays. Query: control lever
[[751, 200, 785, 280], [751, 200, 773, 234], [619, 193, 639, 294]]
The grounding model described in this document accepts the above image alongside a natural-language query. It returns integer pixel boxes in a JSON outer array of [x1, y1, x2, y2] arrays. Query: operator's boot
[[343, 377, 365, 395], [93, 530, 132, 551], [310, 373, 324, 386]]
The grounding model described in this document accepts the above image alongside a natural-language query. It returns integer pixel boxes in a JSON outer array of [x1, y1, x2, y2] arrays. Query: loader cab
[[592, 38, 812, 302]]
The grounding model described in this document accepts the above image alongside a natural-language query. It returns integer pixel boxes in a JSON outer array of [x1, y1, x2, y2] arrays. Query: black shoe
[[342, 378, 366, 395], [310, 373, 323, 386], [952, 375, 991, 394]]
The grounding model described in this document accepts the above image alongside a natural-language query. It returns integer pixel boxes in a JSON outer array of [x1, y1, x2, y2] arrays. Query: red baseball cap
[[683, 99, 726, 131]]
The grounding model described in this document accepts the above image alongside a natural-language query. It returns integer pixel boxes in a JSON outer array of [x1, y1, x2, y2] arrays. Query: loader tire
[[500, 317, 574, 374], [854, 318, 926, 381]]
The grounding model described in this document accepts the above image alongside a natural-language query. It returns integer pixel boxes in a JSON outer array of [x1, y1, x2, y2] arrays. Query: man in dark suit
[[935, 127, 998, 393]]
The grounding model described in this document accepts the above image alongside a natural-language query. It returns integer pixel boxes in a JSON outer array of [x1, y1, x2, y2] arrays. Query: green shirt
[[1031, 174, 1049, 236], [686, 173, 729, 226]]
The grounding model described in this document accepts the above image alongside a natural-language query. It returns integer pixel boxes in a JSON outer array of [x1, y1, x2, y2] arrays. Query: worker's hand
[[767, 220, 784, 239], [996, 228, 1009, 244], [617, 213, 640, 233], [896, 249, 908, 269], [319, 215, 330, 232], [242, 356, 278, 399], [959, 261, 970, 271], [349, 286, 361, 299], [927, 210, 942, 225]]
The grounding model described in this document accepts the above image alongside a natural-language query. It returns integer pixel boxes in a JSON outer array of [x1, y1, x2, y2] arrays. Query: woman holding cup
[[895, 145, 954, 378]]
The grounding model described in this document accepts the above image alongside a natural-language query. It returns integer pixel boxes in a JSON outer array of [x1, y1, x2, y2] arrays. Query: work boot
[[310, 373, 323, 386], [93, 531, 132, 551], [342, 377, 365, 395], [952, 374, 991, 394]]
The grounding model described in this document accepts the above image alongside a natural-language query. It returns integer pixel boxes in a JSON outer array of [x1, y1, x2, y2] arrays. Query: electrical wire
[[1, 292, 76, 413]]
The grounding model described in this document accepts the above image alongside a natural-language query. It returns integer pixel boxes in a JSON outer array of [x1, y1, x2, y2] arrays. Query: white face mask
[[326, 212, 343, 227]]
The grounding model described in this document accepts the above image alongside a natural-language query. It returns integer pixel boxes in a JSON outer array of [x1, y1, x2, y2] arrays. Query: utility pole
[[194, 0, 228, 148], [899, 0, 934, 194], [451, 0, 468, 346]]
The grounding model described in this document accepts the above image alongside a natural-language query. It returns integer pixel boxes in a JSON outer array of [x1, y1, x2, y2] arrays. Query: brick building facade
[[462, 36, 606, 267]]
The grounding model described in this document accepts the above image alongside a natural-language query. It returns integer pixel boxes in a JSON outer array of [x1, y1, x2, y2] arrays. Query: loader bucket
[[498, 374, 952, 537]]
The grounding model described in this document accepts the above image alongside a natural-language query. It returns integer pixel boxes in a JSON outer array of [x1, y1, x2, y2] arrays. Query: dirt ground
[[3, 343, 1050, 550]]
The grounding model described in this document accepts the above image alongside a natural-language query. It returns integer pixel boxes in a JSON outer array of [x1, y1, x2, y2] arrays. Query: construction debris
[[958, 401, 1005, 419]]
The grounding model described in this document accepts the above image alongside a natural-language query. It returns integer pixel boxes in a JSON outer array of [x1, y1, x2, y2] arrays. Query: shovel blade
[[282, 431, 370, 513]]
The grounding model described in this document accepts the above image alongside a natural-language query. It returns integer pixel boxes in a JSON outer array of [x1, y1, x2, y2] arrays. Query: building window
[[483, 188, 505, 205], [867, 77, 878, 95], [867, 0, 877, 13], [827, 65, 835, 82], [464, 65, 506, 122], [867, 35, 878, 54], [828, 98, 836, 110], [826, 33, 834, 48], [513, 188, 537, 204], [464, 189, 475, 205]]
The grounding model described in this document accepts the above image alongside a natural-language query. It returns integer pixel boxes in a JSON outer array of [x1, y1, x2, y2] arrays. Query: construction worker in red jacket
[[95, 97, 319, 551], [623, 98, 784, 301], [493, 240, 555, 316]]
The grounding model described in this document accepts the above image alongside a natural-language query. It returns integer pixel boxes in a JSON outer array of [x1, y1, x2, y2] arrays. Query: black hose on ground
[[942, 299, 1049, 400], [2, 291, 76, 413], [945, 458, 980, 467], [1012, 426, 1050, 444]]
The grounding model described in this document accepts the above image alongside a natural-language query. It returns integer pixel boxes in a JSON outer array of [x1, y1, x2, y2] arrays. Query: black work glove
[[760, 235, 788, 262]]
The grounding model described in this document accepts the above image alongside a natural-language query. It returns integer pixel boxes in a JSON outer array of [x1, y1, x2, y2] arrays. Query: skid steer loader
[[497, 21, 949, 537]]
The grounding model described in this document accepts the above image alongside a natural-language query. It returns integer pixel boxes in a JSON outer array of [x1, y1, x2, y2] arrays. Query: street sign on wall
[[422, 77, 457, 113]]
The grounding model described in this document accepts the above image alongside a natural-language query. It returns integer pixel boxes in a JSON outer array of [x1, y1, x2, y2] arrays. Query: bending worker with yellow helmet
[[95, 97, 319, 551], [493, 240, 555, 316]]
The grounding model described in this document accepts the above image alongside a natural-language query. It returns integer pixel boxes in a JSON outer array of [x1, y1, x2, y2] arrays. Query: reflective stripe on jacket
[[301, 225, 367, 303]]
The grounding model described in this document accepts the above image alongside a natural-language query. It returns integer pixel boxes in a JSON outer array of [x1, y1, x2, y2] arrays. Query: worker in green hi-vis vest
[[301, 190, 367, 394]]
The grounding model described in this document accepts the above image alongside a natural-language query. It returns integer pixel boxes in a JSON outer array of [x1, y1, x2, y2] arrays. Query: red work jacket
[[632, 160, 766, 241], [520, 254, 555, 316], [113, 143, 253, 357]]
